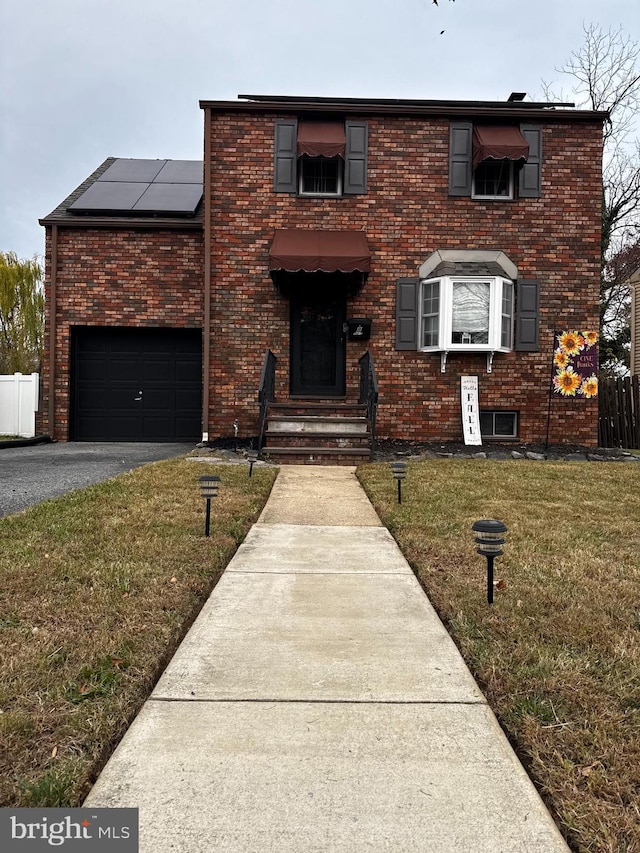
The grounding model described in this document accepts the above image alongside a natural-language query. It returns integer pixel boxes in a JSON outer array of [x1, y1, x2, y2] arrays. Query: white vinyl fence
[[0, 373, 40, 438]]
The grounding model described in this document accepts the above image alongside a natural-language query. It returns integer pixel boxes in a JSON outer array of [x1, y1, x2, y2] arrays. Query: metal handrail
[[358, 350, 379, 460], [257, 348, 277, 455]]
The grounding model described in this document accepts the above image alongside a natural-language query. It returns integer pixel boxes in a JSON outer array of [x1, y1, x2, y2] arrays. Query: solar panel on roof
[[153, 160, 202, 183], [132, 183, 203, 214], [68, 182, 148, 212], [67, 158, 204, 216], [99, 159, 167, 183]]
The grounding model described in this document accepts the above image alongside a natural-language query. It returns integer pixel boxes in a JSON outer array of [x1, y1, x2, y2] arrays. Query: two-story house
[[39, 93, 606, 459]]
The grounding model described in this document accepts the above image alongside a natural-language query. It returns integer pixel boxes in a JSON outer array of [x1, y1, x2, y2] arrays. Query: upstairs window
[[299, 155, 342, 196], [472, 160, 514, 200], [274, 119, 368, 196], [449, 122, 542, 199]]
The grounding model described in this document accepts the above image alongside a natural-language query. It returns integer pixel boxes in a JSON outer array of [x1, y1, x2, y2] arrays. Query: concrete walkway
[[85, 466, 569, 852]]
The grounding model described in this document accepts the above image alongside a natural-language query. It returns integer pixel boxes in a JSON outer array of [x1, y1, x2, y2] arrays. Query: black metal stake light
[[471, 519, 507, 604], [391, 461, 407, 504], [199, 475, 220, 537], [247, 448, 258, 478]]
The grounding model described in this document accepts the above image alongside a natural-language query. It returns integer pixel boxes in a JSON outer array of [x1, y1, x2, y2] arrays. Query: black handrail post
[[359, 350, 379, 460], [257, 348, 277, 456]]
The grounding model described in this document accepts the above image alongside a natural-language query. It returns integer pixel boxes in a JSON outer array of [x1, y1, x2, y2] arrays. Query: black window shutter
[[515, 279, 540, 351], [274, 119, 298, 193], [519, 125, 542, 198], [449, 122, 473, 196], [396, 278, 420, 350], [344, 121, 368, 194]]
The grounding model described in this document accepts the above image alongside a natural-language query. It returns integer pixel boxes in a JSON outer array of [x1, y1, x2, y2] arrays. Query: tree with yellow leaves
[[0, 251, 44, 374]]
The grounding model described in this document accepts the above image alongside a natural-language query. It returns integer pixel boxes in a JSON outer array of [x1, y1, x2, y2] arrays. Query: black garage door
[[71, 327, 202, 441]]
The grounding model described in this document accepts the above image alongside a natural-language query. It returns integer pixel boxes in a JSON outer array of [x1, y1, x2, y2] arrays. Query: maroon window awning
[[297, 121, 346, 158], [269, 229, 371, 274], [472, 125, 530, 169]]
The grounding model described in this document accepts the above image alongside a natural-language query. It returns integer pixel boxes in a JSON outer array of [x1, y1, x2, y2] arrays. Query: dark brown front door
[[290, 285, 346, 397]]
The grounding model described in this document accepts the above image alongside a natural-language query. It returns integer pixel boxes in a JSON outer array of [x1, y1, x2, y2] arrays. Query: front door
[[290, 286, 346, 397]]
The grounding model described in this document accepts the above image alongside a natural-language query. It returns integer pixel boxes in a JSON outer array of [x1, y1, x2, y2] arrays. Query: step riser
[[266, 435, 370, 449], [264, 450, 371, 465], [268, 421, 369, 435], [269, 405, 366, 418]]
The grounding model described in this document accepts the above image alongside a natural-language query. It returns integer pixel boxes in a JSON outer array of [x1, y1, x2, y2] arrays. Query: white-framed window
[[480, 410, 518, 438], [472, 160, 514, 200], [420, 276, 514, 352], [299, 155, 343, 197]]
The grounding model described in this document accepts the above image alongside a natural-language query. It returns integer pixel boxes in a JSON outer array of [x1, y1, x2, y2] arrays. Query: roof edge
[[200, 95, 609, 122], [39, 216, 203, 230]]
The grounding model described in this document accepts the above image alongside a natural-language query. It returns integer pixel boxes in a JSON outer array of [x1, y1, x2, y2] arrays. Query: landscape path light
[[199, 475, 220, 537], [471, 519, 507, 605], [247, 448, 259, 478], [391, 461, 407, 504]]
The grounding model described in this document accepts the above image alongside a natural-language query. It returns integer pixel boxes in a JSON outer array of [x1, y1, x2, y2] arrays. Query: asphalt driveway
[[0, 442, 193, 517]]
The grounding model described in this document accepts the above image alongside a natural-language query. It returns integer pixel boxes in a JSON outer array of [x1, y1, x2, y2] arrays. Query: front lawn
[[359, 459, 640, 853], [0, 458, 276, 807]]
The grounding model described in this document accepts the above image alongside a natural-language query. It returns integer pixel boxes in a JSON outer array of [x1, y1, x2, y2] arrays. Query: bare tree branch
[[545, 23, 640, 371]]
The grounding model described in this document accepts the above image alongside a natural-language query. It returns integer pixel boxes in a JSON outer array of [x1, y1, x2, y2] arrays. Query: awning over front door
[[269, 229, 371, 274]]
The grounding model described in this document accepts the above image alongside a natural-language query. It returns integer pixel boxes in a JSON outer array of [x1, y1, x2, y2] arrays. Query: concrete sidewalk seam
[[226, 570, 418, 576], [147, 697, 489, 706]]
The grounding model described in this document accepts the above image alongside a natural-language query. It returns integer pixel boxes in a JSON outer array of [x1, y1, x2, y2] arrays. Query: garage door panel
[[143, 417, 180, 440], [175, 359, 201, 382], [176, 388, 201, 409], [72, 327, 202, 441], [143, 360, 173, 382], [78, 358, 107, 381], [76, 417, 108, 440], [76, 387, 109, 409], [143, 389, 174, 409], [108, 359, 140, 381]]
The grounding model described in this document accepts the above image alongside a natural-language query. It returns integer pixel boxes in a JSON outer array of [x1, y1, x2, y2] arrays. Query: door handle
[[134, 390, 143, 402]]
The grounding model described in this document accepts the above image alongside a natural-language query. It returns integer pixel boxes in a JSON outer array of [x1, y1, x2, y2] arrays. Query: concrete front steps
[[263, 402, 372, 465]]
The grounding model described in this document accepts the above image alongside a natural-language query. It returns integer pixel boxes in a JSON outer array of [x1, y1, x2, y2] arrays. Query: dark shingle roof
[[431, 261, 508, 278]]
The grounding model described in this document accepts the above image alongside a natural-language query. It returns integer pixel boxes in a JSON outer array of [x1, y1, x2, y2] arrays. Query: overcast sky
[[1, 0, 639, 261]]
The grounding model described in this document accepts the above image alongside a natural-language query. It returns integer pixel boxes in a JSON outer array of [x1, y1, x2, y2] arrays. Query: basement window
[[480, 411, 518, 439]]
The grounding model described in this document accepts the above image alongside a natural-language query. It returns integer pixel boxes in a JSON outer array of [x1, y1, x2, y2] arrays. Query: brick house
[[40, 94, 606, 458]]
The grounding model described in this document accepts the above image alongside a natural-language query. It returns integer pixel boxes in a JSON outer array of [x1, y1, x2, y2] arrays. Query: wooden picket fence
[[598, 375, 640, 449]]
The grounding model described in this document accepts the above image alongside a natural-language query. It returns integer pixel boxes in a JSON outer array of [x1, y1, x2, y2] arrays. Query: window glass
[[501, 281, 513, 348], [494, 412, 517, 436], [299, 156, 341, 195], [479, 412, 493, 435], [480, 411, 518, 438], [473, 160, 512, 198], [422, 281, 439, 347], [451, 282, 490, 344]]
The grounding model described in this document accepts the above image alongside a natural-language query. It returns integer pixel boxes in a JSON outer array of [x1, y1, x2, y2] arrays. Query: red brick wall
[[206, 110, 603, 446], [42, 228, 203, 440]]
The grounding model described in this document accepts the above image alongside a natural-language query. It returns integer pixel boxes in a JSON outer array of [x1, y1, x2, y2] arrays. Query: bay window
[[420, 276, 514, 353]]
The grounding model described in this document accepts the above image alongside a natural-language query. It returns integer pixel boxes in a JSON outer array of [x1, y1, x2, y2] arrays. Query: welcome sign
[[552, 330, 599, 399]]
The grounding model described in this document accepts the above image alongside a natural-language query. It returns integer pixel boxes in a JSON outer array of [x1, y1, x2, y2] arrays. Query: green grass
[[358, 459, 640, 853], [0, 458, 276, 807]]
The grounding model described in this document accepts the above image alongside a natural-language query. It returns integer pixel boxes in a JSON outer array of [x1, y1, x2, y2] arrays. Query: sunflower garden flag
[[552, 330, 598, 398]]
